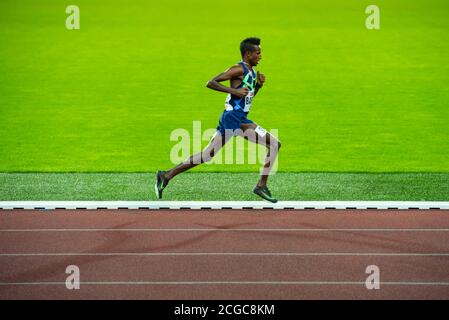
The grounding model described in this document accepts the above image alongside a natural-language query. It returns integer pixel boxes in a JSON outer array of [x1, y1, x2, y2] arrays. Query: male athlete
[[155, 37, 281, 203]]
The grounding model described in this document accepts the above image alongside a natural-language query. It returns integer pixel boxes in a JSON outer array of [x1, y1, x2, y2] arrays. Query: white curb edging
[[0, 201, 448, 210]]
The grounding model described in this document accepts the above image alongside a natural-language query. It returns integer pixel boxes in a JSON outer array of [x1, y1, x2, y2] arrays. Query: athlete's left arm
[[254, 71, 265, 96]]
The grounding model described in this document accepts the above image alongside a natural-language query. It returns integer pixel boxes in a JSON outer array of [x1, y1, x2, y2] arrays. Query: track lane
[[1, 209, 448, 299]]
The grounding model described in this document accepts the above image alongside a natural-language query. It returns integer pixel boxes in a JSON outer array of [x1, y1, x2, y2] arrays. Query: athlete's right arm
[[206, 65, 249, 99]]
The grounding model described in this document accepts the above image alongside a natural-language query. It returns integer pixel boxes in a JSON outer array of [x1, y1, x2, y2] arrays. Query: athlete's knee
[[188, 154, 201, 165], [201, 149, 216, 163], [269, 140, 281, 151]]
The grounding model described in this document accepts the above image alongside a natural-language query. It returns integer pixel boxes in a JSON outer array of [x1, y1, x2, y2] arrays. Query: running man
[[155, 37, 281, 203]]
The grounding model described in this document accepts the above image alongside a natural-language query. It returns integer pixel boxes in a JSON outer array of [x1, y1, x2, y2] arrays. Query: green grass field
[[1, 173, 448, 201], [1, 1, 448, 200]]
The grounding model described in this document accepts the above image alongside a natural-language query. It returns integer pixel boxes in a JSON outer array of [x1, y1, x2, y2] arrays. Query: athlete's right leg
[[237, 122, 281, 203], [239, 123, 281, 187], [164, 131, 231, 181]]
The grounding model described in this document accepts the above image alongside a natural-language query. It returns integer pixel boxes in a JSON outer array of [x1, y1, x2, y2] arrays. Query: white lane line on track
[[1, 228, 449, 232], [0, 281, 449, 286], [1, 252, 449, 257]]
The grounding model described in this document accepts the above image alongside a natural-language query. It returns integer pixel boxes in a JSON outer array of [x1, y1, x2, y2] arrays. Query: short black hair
[[240, 37, 261, 57]]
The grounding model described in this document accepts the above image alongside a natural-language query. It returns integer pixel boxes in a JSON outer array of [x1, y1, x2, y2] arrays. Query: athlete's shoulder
[[230, 63, 244, 71], [224, 63, 244, 78]]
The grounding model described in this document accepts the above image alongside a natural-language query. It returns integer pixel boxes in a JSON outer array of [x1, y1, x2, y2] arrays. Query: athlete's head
[[240, 37, 262, 66]]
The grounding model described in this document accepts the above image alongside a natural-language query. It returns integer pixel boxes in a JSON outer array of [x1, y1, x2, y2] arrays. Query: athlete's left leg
[[155, 131, 232, 199], [239, 122, 281, 187], [165, 131, 231, 180]]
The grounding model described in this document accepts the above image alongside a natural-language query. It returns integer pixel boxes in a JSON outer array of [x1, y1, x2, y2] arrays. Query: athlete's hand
[[257, 72, 266, 86], [234, 87, 249, 98]]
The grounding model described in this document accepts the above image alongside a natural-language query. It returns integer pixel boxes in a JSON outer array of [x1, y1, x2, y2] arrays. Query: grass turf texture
[[1, 0, 449, 173], [1, 173, 448, 201]]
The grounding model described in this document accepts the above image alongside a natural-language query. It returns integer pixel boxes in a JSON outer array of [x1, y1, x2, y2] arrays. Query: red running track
[[0, 209, 448, 299]]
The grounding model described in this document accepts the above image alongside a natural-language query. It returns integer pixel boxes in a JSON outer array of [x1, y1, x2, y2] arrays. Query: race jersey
[[224, 61, 257, 113]]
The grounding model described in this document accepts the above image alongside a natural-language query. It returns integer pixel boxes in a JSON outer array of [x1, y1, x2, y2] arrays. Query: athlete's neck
[[242, 59, 254, 68]]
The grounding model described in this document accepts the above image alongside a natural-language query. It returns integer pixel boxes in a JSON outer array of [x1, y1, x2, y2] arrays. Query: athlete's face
[[247, 45, 262, 66]]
